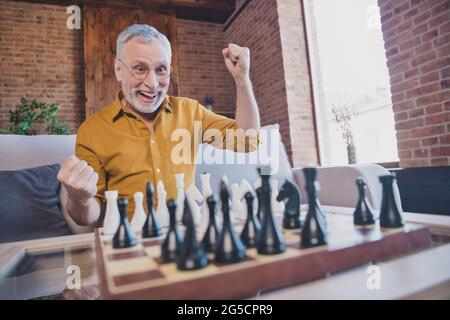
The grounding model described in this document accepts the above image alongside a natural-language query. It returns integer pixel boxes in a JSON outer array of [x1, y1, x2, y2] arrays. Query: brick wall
[[379, 0, 450, 167], [277, 0, 318, 166], [225, 0, 318, 166], [176, 19, 233, 114], [0, 1, 232, 132], [0, 0, 85, 132]]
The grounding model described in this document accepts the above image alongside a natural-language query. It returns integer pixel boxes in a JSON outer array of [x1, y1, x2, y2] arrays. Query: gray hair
[[116, 24, 172, 60]]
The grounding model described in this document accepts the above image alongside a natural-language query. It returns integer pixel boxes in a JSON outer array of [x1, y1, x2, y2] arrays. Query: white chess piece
[[185, 184, 203, 225], [231, 183, 244, 220], [199, 172, 213, 232], [130, 192, 146, 233], [271, 179, 285, 215], [174, 173, 185, 222], [156, 180, 170, 228], [239, 179, 254, 217], [103, 190, 120, 235]]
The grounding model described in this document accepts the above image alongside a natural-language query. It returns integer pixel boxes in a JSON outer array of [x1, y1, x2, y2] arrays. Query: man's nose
[[143, 70, 158, 89]]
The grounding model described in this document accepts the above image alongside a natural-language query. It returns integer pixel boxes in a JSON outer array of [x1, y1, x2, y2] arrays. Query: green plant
[[2, 97, 72, 135]]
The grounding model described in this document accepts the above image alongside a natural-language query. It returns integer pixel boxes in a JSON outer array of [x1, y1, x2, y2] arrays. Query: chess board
[[95, 210, 432, 299]]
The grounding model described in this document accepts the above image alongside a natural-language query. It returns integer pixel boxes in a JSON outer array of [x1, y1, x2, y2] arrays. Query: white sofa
[[0, 127, 401, 235]]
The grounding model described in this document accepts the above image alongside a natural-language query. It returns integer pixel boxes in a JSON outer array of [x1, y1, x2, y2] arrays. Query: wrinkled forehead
[[121, 37, 171, 65]]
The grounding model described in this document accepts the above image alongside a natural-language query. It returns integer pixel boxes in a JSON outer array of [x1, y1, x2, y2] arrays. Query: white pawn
[[103, 190, 120, 235], [174, 173, 185, 222], [231, 183, 244, 220], [271, 179, 285, 215], [155, 180, 170, 228], [199, 172, 213, 232], [130, 192, 146, 233], [185, 184, 203, 225]]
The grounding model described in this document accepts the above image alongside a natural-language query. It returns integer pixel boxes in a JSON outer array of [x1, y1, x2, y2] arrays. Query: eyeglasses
[[117, 58, 171, 81]]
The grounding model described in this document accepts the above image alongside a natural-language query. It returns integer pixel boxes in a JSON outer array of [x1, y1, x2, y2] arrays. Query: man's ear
[[114, 59, 122, 82]]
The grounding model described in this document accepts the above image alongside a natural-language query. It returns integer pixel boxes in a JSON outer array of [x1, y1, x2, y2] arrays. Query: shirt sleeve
[[75, 123, 107, 206], [199, 102, 260, 153]]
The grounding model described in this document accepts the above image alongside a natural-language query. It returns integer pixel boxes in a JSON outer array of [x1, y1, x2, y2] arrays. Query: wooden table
[[0, 206, 449, 300]]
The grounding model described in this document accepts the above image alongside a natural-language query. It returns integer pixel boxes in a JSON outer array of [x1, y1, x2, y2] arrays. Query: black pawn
[[201, 195, 221, 253], [256, 168, 286, 255], [379, 174, 404, 228], [142, 182, 163, 238], [161, 199, 184, 263], [301, 167, 327, 248], [240, 191, 261, 248], [113, 198, 138, 249], [277, 179, 302, 229], [353, 178, 375, 226], [215, 179, 246, 263], [176, 198, 208, 270]]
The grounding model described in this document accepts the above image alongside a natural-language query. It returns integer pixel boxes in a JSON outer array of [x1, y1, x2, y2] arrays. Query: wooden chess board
[[95, 210, 432, 299]]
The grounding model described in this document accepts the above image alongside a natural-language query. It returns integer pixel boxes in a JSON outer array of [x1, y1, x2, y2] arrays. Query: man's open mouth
[[138, 90, 158, 102]]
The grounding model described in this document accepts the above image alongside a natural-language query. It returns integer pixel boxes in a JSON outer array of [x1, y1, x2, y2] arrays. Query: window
[[303, 0, 398, 166]]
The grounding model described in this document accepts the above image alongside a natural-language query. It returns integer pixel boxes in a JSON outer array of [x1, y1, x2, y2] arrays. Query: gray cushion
[[0, 164, 72, 243]]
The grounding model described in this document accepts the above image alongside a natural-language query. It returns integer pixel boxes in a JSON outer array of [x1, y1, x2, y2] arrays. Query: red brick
[[396, 117, 424, 131], [425, 104, 443, 114], [393, 100, 416, 112], [398, 139, 421, 150], [430, 146, 450, 157], [396, 130, 411, 141], [421, 136, 439, 146], [408, 108, 425, 118], [411, 50, 437, 67], [420, 71, 439, 85], [413, 148, 429, 157], [399, 150, 412, 159], [425, 113, 450, 125], [422, 29, 439, 42], [395, 112, 408, 122], [410, 125, 446, 138], [430, 157, 449, 166], [400, 158, 430, 167], [429, 12, 450, 28], [439, 134, 450, 145]]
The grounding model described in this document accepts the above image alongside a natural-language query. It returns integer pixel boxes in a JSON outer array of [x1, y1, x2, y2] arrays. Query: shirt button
[[150, 139, 155, 144], [156, 168, 160, 173]]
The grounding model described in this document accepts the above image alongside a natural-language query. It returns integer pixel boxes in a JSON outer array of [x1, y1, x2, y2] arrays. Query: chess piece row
[[353, 174, 404, 229]]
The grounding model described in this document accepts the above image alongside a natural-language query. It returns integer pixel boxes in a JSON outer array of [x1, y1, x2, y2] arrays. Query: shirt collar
[[111, 90, 173, 122]]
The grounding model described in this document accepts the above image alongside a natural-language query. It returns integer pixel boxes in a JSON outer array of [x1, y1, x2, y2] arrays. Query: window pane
[[305, 0, 399, 165]]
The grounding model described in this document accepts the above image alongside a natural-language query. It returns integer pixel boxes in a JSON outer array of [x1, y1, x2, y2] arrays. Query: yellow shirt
[[76, 91, 259, 220]]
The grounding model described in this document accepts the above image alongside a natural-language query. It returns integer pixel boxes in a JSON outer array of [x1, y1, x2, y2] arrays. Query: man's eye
[[156, 66, 167, 73], [134, 65, 148, 73]]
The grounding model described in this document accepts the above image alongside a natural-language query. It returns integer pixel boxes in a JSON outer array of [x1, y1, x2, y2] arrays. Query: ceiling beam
[[23, 0, 235, 24]]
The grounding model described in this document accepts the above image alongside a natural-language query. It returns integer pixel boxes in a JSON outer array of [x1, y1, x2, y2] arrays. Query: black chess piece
[[177, 198, 208, 270], [255, 186, 263, 223], [276, 179, 302, 229], [113, 198, 138, 249], [256, 168, 286, 255], [301, 167, 327, 248], [142, 182, 163, 238], [240, 191, 261, 248], [379, 174, 404, 228], [161, 199, 184, 263], [201, 195, 221, 253], [215, 179, 246, 263], [353, 178, 375, 226]]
